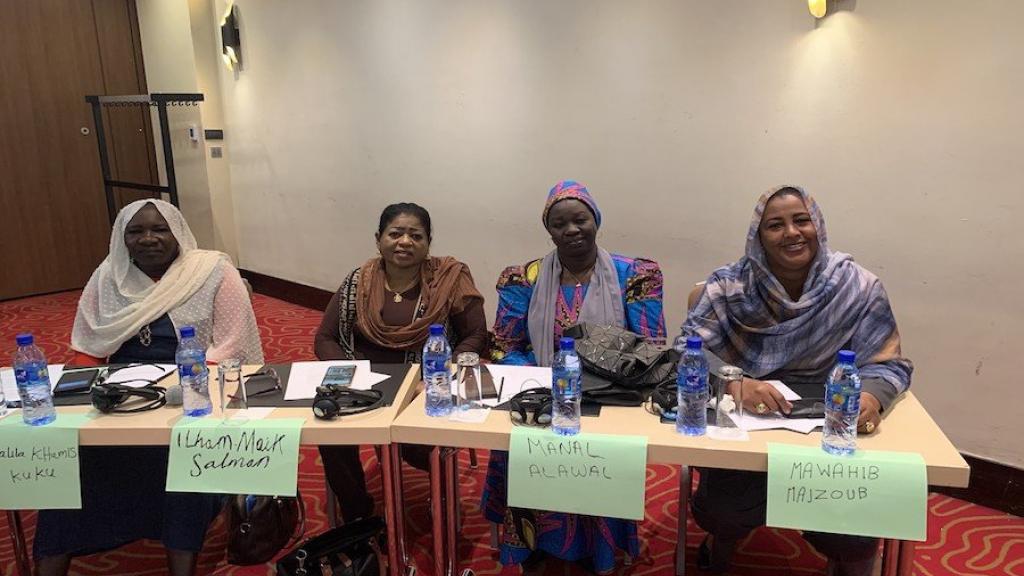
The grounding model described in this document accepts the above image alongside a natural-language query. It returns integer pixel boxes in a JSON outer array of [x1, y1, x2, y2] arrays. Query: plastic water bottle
[[12, 334, 57, 426], [822, 350, 861, 456], [551, 337, 582, 436], [176, 326, 212, 417], [422, 324, 453, 417], [676, 336, 709, 436]]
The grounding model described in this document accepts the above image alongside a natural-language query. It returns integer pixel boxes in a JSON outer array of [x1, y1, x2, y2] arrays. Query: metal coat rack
[[84, 93, 205, 224]]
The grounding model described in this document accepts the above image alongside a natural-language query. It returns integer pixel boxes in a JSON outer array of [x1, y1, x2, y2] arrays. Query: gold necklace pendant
[[386, 276, 416, 304]]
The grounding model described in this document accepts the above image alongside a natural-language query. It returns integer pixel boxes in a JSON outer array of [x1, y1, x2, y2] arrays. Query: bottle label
[[555, 376, 577, 394], [424, 356, 449, 373], [13, 365, 48, 386], [179, 362, 208, 386], [826, 386, 860, 414], [680, 370, 707, 392]]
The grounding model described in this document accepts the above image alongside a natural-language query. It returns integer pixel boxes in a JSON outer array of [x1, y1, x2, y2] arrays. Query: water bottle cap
[[685, 336, 703, 350], [559, 337, 575, 350], [838, 350, 856, 363], [429, 324, 444, 336], [179, 326, 196, 339], [15, 333, 33, 346]]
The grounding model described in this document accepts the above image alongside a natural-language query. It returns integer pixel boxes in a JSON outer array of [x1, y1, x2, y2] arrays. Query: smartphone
[[784, 398, 826, 419], [321, 365, 357, 388], [53, 369, 100, 396]]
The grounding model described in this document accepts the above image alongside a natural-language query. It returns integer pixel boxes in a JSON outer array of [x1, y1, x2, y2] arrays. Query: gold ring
[[865, 421, 876, 433], [755, 402, 769, 414]]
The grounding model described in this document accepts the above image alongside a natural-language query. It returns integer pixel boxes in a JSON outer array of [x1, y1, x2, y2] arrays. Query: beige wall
[[187, 1, 1023, 466], [136, 0, 239, 260], [189, 0, 240, 260]]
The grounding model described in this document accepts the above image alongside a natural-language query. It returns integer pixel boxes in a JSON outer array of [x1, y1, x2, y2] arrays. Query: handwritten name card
[[507, 427, 647, 520], [0, 414, 89, 510], [767, 443, 927, 541], [166, 417, 304, 496]]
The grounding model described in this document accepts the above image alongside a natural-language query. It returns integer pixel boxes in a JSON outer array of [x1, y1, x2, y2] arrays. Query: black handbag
[[565, 323, 679, 392], [276, 515, 386, 576], [226, 491, 306, 565]]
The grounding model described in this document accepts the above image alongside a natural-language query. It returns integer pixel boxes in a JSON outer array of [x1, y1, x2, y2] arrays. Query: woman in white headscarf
[[35, 200, 264, 576]]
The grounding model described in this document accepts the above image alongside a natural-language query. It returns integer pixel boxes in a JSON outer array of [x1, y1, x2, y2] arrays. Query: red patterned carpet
[[1, 291, 1022, 576]]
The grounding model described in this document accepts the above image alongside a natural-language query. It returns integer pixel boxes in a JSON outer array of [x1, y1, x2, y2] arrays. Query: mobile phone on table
[[321, 365, 357, 388], [784, 398, 826, 419], [53, 369, 101, 396]]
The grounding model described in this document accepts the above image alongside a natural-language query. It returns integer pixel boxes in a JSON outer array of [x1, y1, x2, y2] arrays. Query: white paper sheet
[[766, 379, 801, 401], [283, 361, 375, 400], [448, 407, 491, 423], [730, 412, 822, 434], [105, 364, 176, 387], [707, 425, 750, 441], [482, 365, 550, 407], [727, 380, 823, 434], [1, 364, 65, 405]]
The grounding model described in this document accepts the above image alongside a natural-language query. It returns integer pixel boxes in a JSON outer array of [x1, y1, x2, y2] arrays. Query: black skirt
[[35, 318, 222, 558], [33, 446, 224, 557]]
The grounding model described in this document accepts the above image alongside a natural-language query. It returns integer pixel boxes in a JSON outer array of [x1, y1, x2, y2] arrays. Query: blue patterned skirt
[[481, 451, 638, 574]]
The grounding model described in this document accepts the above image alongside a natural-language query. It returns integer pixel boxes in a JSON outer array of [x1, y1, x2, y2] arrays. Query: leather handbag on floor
[[276, 515, 386, 576], [227, 491, 306, 565]]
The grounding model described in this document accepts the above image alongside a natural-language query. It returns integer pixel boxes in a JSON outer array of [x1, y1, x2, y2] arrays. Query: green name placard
[[507, 427, 647, 520], [767, 443, 927, 541], [0, 413, 90, 510], [166, 417, 304, 496]]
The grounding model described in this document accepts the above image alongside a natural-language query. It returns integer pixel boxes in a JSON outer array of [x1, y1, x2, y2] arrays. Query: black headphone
[[312, 385, 385, 420], [648, 381, 677, 418], [91, 382, 167, 414], [509, 388, 552, 427]]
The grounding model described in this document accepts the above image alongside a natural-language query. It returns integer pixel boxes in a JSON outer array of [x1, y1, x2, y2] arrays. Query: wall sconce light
[[221, 4, 242, 71], [808, 0, 827, 18]]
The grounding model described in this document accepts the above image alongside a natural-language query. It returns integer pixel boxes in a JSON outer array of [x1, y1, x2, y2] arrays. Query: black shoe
[[522, 549, 547, 572], [697, 535, 733, 573]]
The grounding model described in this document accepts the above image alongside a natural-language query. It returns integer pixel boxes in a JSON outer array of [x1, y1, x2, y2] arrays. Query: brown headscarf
[[354, 255, 483, 349]]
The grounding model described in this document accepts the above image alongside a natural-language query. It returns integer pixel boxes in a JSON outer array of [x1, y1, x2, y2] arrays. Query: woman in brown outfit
[[314, 202, 488, 521]]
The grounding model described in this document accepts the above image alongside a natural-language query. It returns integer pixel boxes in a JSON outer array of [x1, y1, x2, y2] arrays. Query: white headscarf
[[72, 200, 229, 358]]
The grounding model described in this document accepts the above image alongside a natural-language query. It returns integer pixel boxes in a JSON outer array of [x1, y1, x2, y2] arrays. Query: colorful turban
[[542, 180, 602, 229]]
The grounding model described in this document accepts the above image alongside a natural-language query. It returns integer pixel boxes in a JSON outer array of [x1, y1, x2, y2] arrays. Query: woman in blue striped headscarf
[[682, 185, 912, 576]]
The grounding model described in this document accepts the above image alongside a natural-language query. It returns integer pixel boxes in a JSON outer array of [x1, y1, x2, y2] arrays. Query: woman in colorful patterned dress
[[483, 180, 666, 573]]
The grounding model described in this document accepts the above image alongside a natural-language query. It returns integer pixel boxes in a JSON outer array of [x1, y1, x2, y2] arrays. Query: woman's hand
[[727, 377, 793, 415], [858, 392, 882, 434]]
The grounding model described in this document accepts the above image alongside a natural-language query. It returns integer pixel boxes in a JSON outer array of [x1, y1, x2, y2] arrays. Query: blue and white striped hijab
[[683, 186, 912, 393]]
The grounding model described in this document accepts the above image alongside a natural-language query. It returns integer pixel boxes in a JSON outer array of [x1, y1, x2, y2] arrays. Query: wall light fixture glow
[[220, 4, 241, 71], [808, 0, 827, 18]]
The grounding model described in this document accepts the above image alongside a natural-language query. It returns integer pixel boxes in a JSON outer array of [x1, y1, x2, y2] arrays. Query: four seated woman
[[483, 180, 666, 574], [16, 189, 918, 574], [36, 199, 264, 576], [314, 202, 489, 522], [682, 186, 913, 576]]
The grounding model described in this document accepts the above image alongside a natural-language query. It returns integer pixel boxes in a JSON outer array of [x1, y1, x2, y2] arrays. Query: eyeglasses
[[228, 367, 282, 402]]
